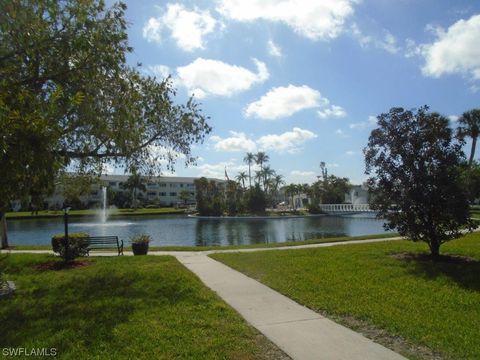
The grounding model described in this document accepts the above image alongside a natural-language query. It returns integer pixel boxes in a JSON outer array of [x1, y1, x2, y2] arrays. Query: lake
[[7, 213, 391, 247]]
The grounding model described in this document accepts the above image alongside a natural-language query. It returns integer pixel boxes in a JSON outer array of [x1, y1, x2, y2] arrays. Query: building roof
[[100, 174, 225, 183]]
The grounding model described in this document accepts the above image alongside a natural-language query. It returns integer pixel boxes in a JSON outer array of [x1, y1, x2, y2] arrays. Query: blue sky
[[110, 0, 480, 184]]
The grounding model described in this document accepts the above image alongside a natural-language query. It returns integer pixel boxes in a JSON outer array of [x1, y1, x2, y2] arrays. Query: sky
[[107, 0, 480, 185]]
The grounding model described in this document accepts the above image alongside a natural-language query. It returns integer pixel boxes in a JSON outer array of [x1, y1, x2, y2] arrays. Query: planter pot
[[132, 242, 149, 255]]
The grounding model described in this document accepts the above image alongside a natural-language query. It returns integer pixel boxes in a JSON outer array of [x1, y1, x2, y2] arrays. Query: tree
[[0, 0, 211, 248], [121, 172, 146, 209], [243, 153, 255, 188], [456, 109, 480, 166], [235, 172, 248, 190], [178, 189, 192, 206], [245, 184, 266, 215], [459, 161, 480, 203], [284, 184, 299, 210], [194, 178, 223, 216], [255, 152, 269, 173], [364, 106, 474, 257]]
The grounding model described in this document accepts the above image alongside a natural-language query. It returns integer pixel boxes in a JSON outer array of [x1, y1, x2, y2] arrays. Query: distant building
[[344, 184, 369, 204], [39, 175, 225, 210]]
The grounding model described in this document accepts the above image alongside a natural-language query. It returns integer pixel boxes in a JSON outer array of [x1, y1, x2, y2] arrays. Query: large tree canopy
[[0, 0, 211, 247], [364, 106, 474, 257]]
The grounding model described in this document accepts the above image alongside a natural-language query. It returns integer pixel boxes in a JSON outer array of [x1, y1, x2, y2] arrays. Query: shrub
[[130, 234, 151, 244], [51, 232, 89, 261]]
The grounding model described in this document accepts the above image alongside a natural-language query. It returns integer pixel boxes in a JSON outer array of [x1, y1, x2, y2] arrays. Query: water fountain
[[100, 186, 107, 223]]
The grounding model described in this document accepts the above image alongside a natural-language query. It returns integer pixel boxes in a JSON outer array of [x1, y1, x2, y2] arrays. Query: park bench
[[86, 236, 123, 256]]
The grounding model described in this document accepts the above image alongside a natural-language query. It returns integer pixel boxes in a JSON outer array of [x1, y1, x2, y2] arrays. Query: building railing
[[319, 204, 372, 212]]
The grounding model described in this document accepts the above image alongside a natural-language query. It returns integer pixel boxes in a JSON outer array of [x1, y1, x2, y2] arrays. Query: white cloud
[[210, 131, 257, 152], [268, 39, 282, 57], [217, 0, 356, 40], [317, 104, 347, 119], [350, 23, 400, 54], [246, 85, 328, 120], [419, 14, 480, 80], [289, 170, 317, 183], [177, 58, 269, 98], [257, 127, 317, 153], [147, 65, 171, 80], [143, 17, 163, 43], [448, 115, 460, 122], [195, 160, 250, 179], [143, 4, 218, 52], [346, 150, 357, 156], [349, 115, 377, 129]]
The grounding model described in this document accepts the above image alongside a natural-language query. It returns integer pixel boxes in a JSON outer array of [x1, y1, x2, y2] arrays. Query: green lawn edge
[[9, 232, 399, 251], [210, 233, 480, 359], [5, 208, 185, 219], [0, 254, 286, 359]]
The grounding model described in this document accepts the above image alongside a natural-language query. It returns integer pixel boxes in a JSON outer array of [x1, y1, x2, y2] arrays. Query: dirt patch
[[255, 333, 291, 360], [34, 260, 93, 271], [320, 311, 448, 360], [390, 252, 477, 264]]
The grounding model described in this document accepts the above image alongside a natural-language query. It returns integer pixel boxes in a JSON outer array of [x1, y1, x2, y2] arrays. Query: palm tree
[[262, 165, 275, 192], [457, 109, 480, 166], [243, 152, 255, 188], [284, 184, 299, 210], [255, 152, 269, 172], [121, 171, 146, 209], [235, 171, 248, 190], [269, 174, 285, 206]]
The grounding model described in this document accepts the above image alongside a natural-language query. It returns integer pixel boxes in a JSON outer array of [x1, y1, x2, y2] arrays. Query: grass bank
[[5, 208, 185, 220], [0, 254, 285, 359], [211, 233, 480, 359], [9, 232, 399, 251]]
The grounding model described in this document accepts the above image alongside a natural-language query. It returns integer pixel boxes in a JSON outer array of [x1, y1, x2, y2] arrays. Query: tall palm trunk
[[469, 136, 477, 166], [0, 211, 8, 249], [248, 164, 252, 188]]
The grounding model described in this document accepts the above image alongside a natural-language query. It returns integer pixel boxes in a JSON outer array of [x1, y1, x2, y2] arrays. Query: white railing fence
[[319, 204, 372, 212]]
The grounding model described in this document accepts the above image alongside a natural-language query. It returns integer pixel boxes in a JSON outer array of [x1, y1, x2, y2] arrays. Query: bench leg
[[119, 240, 124, 256]]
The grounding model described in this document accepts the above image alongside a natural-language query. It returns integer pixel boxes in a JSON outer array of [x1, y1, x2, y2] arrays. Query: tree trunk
[[0, 211, 9, 249], [469, 136, 477, 166], [248, 165, 251, 188], [429, 239, 440, 257]]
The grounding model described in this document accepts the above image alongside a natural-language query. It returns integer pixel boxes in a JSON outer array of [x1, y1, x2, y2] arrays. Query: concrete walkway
[[1, 237, 408, 359], [176, 252, 406, 360]]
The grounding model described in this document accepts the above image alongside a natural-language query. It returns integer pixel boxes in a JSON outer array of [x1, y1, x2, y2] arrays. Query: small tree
[[245, 184, 266, 215], [364, 106, 474, 257], [178, 189, 192, 206], [121, 172, 146, 209]]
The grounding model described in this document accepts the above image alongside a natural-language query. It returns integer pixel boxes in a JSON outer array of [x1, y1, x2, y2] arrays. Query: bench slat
[[84, 236, 123, 256]]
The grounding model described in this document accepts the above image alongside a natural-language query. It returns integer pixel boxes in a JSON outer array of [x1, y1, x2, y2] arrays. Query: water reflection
[[7, 214, 390, 247]]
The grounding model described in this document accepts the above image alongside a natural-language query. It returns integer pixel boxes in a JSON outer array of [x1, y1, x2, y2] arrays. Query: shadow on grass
[[0, 260, 198, 352], [391, 252, 480, 291]]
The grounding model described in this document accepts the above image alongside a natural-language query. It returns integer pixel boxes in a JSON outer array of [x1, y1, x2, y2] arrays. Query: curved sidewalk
[[176, 252, 406, 360], [1, 237, 407, 359]]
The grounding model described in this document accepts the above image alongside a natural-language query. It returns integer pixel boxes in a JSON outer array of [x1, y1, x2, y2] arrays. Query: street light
[[63, 204, 71, 261]]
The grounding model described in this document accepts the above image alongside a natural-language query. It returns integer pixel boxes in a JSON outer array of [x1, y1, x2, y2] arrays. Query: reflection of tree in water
[[195, 219, 222, 247], [225, 219, 271, 245]]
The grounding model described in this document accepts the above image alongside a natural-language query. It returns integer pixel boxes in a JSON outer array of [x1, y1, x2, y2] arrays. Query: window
[[159, 183, 167, 187], [170, 192, 177, 196], [147, 192, 157, 196], [160, 192, 166, 196], [109, 181, 117, 186], [169, 183, 177, 188]]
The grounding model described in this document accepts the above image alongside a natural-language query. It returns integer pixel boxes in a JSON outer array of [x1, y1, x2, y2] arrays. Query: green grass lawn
[[211, 233, 480, 359], [5, 207, 185, 219], [0, 254, 284, 359], [10, 232, 399, 251]]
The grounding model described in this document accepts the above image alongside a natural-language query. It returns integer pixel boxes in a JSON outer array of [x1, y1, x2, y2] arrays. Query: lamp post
[[63, 205, 71, 261]]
